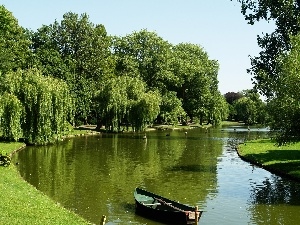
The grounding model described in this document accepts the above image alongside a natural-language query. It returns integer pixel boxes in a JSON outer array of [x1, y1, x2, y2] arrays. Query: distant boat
[[134, 187, 203, 224]]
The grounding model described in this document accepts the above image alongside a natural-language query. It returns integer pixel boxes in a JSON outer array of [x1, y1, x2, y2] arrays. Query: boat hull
[[134, 187, 202, 225]]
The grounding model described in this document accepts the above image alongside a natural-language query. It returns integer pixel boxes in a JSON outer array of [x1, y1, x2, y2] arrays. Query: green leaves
[[0, 6, 31, 73], [171, 43, 225, 124], [113, 29, 175, 92], [95, 76, 161, 132], [235, 0, 300, 96], [0, 68, 74, 144], [267, 34, 300, 144], [0, 92, 23, 141], [158, 92, 186, 125], [31, 12, 113, 124]]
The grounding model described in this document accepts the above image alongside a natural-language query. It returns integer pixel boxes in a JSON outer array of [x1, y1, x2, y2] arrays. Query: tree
[[234, 0, 300, 97], [157, 91, 186, 125], [0, 68, 74, 144], [267, 34, 300, 144], [112, 29, 176, 93], [234, 1, 300, 142], [129, 90, 161, 132], [0, 5, 31, 73], [231, 89, 267, 125], [233, 97, 256, 125], [224, 92, 243, 105], [171, 43, 222, 125], [95, 76, 161, 132], [224, 92, 243, 121], [31, 12, 113, 125], [207, 92, 229, 126], [242, 89, 268, 124], [0, 92, 23, 141]]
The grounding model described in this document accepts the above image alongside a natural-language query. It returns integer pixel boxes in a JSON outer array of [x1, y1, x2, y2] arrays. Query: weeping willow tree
[[95, 76, 161, 132], [129, 90, 161, 131], [0, 68, 74, 144], [0, 92, 23, 141]]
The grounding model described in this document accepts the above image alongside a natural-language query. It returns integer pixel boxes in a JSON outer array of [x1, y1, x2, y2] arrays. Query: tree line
[[4, 1, 299, 146], [0, 6, 230, 144]]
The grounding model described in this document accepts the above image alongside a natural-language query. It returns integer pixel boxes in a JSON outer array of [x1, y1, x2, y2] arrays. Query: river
[[12, 125, 300, 224]]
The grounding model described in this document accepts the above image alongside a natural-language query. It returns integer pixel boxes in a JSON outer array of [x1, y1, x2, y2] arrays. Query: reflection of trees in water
[[12, 139, 83, 218], [250, 175, 300, 205], [249, 175, 300, 225]]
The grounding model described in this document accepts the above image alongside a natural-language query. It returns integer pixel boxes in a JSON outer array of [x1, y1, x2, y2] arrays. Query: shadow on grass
[[243, 149, 300, 181]]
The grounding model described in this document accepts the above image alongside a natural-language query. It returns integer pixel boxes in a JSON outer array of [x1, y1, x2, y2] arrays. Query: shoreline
[[0, 141, 93, 225], [236, 139, 300, 182]]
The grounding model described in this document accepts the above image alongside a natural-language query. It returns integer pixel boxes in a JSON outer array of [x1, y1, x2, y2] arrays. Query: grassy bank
[[0, 142, 92, 225], [238, 139, 300, 181]]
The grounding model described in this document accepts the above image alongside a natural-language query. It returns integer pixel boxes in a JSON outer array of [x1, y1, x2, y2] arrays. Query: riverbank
[[0, 142, 93, 225], [237, 139, 300, 181]]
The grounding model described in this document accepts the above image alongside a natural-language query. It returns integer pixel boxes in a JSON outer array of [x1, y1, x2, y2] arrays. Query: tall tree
[[112, 29, 176, 93], [157, 91, 186, 125], [0, 92, 23, 141], [233, 97, 256, 125], [0, 5, 31, 73], [267, 34, 300, 144], [171, 43, 223, 124], [235, 0, 300, 97], [31, 12, 113, 125], [235, 0, 300, 142]]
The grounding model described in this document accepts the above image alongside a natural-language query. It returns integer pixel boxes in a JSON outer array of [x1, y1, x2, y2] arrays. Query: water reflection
[[12, 126, 300, 225], [249, 175, 300, 225]]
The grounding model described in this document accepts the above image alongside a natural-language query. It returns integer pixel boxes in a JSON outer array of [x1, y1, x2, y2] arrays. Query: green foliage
[[158, 92, 186, 125], [130, 90, 161, 131], [0, 6, 31, 73], [172, 43, 222, 124], [0, 6, 229, 134], [0, 68, 74, 144], [267, 34, 300, 144], [235, 0, 300, 97], [113, 29, 175, 92], [31, 12, 113, 124], [234, 97, 256, 125], [0, 92, 23, 141], [207, 92, 229, 126], [226, 89, 268, 125], [0, 153, 10, 166], [95, 76, 161, 132], [235, 1, 300, 143]]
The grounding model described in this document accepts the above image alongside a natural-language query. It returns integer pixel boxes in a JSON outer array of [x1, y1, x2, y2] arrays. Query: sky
[[1, 0, 275, 94]]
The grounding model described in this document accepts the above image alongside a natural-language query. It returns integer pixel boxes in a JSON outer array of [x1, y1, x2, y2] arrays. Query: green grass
[[238, 139, 300, 180], [0, 142, 92, 225]]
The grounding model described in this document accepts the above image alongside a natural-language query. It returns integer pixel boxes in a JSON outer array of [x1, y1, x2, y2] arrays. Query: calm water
[[12, 126, 300, 225]]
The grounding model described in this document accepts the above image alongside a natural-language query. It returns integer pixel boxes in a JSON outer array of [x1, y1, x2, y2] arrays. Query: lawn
[[238, 139, 300, 180]]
